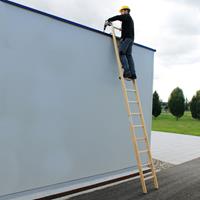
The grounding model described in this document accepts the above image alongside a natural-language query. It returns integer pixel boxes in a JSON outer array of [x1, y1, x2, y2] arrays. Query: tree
[[161, 102, 168, 112], [190, 90, 200, 120], [185, 98, 189, 111], [168, 87, 185, 120], [152, 91, 161, 118], [164, 104, 168, 112]]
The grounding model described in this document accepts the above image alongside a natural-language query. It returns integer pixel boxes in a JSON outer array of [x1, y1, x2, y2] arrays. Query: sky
[[11, 0, 200, 101]]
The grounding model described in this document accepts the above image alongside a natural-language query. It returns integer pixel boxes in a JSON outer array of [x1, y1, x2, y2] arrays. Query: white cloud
[[166, 0, 200, 8]]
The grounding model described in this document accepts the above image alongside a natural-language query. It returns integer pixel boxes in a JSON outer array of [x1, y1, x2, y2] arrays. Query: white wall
[[0, 1, 154, 198]]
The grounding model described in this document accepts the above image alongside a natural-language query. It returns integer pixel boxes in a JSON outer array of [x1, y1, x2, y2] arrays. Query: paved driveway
[[151, 131, 200, 165]]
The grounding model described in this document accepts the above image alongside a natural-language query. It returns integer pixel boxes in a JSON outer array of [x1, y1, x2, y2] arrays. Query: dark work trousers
[[119, 38, 136, 76]]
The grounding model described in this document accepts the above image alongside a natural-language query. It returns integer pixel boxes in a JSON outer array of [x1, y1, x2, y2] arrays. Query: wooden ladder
[[111, 25, 159, 193]]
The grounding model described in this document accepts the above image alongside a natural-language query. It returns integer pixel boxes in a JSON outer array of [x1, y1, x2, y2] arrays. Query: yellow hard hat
[[119, 5, 131, 13]]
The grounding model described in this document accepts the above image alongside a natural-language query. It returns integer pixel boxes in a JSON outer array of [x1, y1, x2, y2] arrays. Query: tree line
[[152, 87, 200, 120]]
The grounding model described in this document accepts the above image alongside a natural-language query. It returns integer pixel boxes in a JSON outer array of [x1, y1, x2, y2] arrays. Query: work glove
[[105, 20, 112, 26], [104, 20, 112, 31]]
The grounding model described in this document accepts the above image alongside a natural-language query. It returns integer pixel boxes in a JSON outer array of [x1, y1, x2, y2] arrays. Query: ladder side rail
[[111, 25, 147, 193], [132, 80, 159, 189], [111, 26, 131, 116]]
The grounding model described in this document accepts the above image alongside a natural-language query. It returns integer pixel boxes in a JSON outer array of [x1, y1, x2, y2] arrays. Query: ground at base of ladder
[[69, 157, 200, 200], [153, 159, 175, 171]]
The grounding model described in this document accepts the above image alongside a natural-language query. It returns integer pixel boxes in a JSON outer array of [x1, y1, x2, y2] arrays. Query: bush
[[168, 87, 185, 120], [152, 91, 161, 118], [190, 90, 200, 120]]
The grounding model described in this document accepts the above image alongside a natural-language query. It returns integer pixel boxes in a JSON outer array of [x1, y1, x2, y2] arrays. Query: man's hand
[[104, 20, 112, 31], [105, 20, 112, 26]]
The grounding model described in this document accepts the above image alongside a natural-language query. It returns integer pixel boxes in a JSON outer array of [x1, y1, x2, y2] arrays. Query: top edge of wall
[[0, 0, 156, 52]]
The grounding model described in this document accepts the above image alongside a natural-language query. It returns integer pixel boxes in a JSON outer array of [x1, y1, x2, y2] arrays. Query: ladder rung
[[143, 171, 152, 177], [132, 125, 144, 128], [144, 175, 154, 181], [141, 163, 152, 168], [126, 89, 136, 92], [139, 150, 148, 154], [128, 101, 138, 104], [129, 113, 141, 116], [136, 137, 145, 141]]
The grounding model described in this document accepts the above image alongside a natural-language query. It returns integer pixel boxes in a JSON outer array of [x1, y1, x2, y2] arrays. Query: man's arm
[[114, 27, 122, 31], [107, 15, 126, 22]]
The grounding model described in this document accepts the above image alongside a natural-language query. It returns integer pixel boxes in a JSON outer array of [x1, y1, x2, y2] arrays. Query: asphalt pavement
[[70, 158, 200, 200]]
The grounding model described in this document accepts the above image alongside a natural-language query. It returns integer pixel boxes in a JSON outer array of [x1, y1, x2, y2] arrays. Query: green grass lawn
[[152, 112, 200, 136]]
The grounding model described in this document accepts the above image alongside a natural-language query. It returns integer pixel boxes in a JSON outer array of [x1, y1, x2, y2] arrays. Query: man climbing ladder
[[105, 5, 136, 80], [104, 6, 159, 194]]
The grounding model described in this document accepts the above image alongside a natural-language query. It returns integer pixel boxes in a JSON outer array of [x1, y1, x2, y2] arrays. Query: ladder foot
[[143, 191, 147, 195]]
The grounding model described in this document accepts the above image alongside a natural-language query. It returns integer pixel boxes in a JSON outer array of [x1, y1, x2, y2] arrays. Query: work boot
[[130, 74, 137, 80], [123, 71, 132, 81], [123, 71, 131, 78]]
